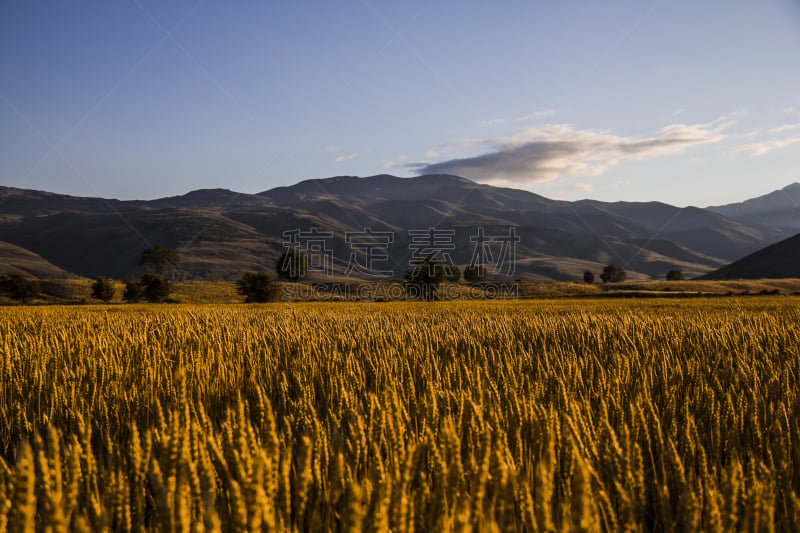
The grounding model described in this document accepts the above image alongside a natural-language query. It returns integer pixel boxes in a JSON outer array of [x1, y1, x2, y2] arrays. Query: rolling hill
[[0, 176, 796, 281], [0, 241, 78, 279]]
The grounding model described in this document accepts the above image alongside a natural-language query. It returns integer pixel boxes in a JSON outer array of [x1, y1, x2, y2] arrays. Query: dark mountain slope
[[701, 233, 800, 280]]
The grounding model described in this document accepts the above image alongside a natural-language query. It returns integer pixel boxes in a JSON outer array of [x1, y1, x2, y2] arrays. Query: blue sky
[[1, 1, 799, 206]]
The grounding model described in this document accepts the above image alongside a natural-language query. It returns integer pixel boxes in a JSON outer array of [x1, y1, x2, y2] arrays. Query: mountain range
[[0, 175, 798, 282]]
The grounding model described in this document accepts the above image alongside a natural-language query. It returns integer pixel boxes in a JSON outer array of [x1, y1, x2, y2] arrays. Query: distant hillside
[[0, 241, 78, 279], [700, 233, 800, 280], [575, 201, 786, 261], [0, 186, 124, 217], [0, 175, 797, 281], [708, 182, 800, 229]]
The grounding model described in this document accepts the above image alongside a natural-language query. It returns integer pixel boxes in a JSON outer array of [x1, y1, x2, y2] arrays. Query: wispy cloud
[[441, 137, 487, 150], [475, 109, 564, 127], [334, 153, 360, 163], [515, 109, 561, 122], [573, 183, 593, 193], [323, 145, 341, 153], [769, 123, 800, 134], [410, 120, 729, 186], [381, 154, 409, 168], [729, 136, 800, 156]]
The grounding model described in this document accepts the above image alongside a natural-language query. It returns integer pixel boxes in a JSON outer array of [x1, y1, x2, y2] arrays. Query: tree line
[[0, 244, 688, 304]]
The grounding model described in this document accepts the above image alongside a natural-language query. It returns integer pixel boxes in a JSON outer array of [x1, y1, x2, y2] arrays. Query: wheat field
[[0, 298, 798, 531]]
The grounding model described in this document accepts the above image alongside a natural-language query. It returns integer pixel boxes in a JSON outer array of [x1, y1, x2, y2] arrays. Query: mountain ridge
[[707, 182, 800, 229], [0, 175, 797, 281]]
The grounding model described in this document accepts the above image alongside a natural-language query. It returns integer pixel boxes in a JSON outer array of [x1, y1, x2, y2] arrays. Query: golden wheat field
[[0, 298, 799, 532]]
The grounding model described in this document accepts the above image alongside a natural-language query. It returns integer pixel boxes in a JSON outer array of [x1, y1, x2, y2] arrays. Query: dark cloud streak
[[410, 122, 727, 185]]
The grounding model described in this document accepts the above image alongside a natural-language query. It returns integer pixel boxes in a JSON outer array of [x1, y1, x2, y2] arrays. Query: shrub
[[141, 274, 171, 303], [123, 279, 144, 302], [237, 271, 279, 303], [583, 270, 595, 284], [0, 273, 40, 303], [600, 264, 627, 283], [666, 269, 685, 281], [404, 255, 452, 301], [463, 264, 487, 283], [444, 264, 461, 283], [91, 277, 115, 302]]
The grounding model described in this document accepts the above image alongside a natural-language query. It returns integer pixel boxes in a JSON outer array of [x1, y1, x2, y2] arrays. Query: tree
[[583, 270, 595, 284], [600, 264, 627, 283], [463, 264, 487, 283], [127, 246, 177, 303], [91, 276, 115, 302], [123, 279, 144, 302], [237, 271, 279, 303], [141, 273, 171, 303], [445, 264, 461, 283], [0, 273, 40, 303], [275, 248, 307, 282], [666, 269, 685, 281], [405, 255, 452, 301], [139, 245, 180, 276]]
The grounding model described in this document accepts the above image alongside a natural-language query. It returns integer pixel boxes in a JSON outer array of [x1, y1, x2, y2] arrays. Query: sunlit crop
[[0, 298, 798, 531]]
